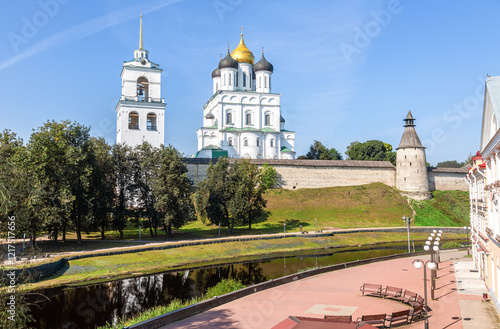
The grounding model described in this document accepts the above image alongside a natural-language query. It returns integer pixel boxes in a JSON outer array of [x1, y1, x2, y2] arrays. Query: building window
[[228, 138, 233, 146], [137, 77, 149, 101], [269, 77, 271, 89], [244, 138, 248, 146], [259, 76, 261, 88], [243, 72, 247, 87], [404, 177, 406, 181], [128, 112, 139, 129], [226, 112, 233, 124], [224, 74, 226, 85], [265, 76, 267, 88], [229, 73, 232, 86], [236, 72, 238, 87], [265, 114, 270, 125], [246, 113, 252, 125], [257, 138, 260, 147], [270, 139, 274, 147], [147, 113, 157, 131]]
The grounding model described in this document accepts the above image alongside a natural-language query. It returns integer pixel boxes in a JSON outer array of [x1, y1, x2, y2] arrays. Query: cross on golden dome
[[230, 29, 254, 64]]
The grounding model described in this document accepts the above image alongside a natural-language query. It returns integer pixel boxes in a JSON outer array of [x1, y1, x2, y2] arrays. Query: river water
[[28, 246, 407, 329]]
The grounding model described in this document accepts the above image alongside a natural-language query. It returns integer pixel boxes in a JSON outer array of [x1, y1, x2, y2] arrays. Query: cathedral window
[[228, 138, 233, 146], [246, 113, 252, 125], [270, 139, 274, 147], [229, 73, 232, 86], [147, 113, 157, 131], [128, 112, 139, 130], [236, 72, 239, 87], [269, 77, 271, 89], [226, 112, 233, 124], [137, 77, 149, 102], [259, 76, 261, 88], [265, 76, 268, 88], [243, 72, 247, 87], [257, 138, 260, 147], [265, 114, 270, 125], [224, 74, 226, 85], [244, 138, 248, 146]]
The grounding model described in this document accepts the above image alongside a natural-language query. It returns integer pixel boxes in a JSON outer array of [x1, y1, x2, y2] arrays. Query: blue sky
[[1, 0, 499, 165]]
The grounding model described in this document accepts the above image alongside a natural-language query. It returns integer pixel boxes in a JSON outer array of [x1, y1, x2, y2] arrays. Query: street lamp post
[[464, 226, 471, 255], [403, 216, 411, 253], [413, 259, 436, 329]]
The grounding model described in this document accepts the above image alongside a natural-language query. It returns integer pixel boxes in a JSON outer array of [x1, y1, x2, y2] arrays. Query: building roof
[[255, 52, 274, 72], [219, 50, 238, 69], [220, 127, 280, 133], [428, 166, 469, 174], [397, 111, 424, 149], [230, 33, 255, 64], [182, 158, 396, 169], [280, 146, 294, 152], [211, 66, 221, 78]]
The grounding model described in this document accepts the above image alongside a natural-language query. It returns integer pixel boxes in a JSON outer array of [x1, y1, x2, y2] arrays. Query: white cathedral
[[116, 17, 295, 158], [195, 33, 296, 159]]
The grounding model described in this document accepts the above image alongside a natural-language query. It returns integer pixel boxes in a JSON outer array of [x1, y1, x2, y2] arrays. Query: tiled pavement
[[165, 250, 500, 328]]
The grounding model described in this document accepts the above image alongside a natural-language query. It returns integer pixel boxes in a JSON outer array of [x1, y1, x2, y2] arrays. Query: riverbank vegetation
[[24, 231, 465, 291], [96, 278, 245, 329]]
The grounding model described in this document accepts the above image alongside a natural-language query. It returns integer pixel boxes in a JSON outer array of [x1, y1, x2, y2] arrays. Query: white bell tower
[[116, 14, 165, 148]]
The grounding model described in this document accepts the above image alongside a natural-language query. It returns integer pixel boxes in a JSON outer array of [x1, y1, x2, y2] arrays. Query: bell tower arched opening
[[137, 77, 149, 102]]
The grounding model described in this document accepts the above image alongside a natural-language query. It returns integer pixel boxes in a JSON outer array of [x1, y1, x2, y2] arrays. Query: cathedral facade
[[195, 33, 296, 159]]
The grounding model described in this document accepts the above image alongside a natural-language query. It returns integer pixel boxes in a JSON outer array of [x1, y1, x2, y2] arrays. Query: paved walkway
[[165, 250, 500, 329]]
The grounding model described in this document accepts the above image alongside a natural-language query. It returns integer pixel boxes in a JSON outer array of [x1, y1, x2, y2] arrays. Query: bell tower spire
[[139, 13, 143, 50]]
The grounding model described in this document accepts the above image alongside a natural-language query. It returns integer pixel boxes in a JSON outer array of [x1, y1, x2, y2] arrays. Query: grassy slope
[[180, 182, 413, 237], [412, 190, 469, 227]]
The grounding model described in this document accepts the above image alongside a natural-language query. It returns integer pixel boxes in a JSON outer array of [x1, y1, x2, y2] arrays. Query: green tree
[[260, 163, 278, 189], [304, 140, 343, 160], [111, 143, 133, 239], [87, 137, 115, 240], [195, 158, 231, 230], [346, 140, 396, 165], [24, 120, 91, 246], [437, 160, 462, 168], [195, 159, 267, 233], [129, 142, 162, 237], [227, 160, 267, 230], [152, 145, 194, 237]]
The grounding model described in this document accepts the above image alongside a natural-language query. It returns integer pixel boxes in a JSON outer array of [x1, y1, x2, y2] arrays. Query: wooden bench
[[360, 283, 383, 296], [399, 290, 418, 304], [381, 286, 403, 300], [386, 309, 411, 327], [357, 314, 387, 328], [410, 304, 425, 322], [409, 295, 424, 308], [323, 315, 352, 323]]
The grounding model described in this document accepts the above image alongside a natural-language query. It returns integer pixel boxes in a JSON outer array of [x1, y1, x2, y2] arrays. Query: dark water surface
[[28, 246, 407, 329]]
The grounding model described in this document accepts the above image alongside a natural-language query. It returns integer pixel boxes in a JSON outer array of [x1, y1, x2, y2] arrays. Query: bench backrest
[[324, 315, 352, 323], [362, 314, 386, 321], [386, 286, 402, 292], [391, 309, 410, 318]]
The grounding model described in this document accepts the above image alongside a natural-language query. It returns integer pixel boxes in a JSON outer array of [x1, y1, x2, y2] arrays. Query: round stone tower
[[396, 111, 430, 195]]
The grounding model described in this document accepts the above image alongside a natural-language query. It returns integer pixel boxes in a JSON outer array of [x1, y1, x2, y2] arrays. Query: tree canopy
[[346, 140, 396, 165], [436, 160, 462, 168], [303, 140, 343, 160], [195, 158, 268, 233]]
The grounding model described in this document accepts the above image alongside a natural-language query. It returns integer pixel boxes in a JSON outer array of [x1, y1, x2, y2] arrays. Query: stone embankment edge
[[9, 227, 466, 281], [125, 249, 458, 329]]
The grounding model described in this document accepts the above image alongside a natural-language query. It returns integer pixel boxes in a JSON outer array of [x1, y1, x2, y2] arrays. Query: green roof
[[281, 146, 294, 152], [201, 145, 222, 150], [280, 129, 296, 133]]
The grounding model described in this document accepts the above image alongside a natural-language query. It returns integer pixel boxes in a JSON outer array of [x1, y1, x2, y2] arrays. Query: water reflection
[[29, 247, 404, 329]]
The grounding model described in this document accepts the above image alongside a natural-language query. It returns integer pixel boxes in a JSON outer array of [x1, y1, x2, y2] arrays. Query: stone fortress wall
[[184, 158, 468, 192]]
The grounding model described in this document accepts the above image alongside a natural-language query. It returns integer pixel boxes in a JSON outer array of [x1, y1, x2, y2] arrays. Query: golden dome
[[230, 34, 255, 65]]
